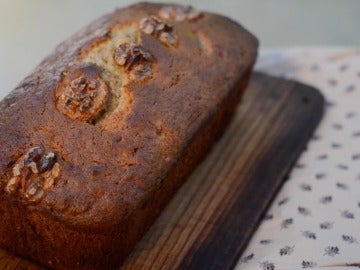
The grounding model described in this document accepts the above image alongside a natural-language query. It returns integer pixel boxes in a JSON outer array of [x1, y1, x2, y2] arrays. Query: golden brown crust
[[0, 2, 258, 269]]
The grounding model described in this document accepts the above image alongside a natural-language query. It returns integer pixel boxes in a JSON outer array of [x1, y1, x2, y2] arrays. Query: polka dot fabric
[[236, 48, 360, 270]]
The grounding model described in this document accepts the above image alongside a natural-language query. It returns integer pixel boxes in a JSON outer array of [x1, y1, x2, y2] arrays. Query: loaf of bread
[[0, 3, 258, 269]]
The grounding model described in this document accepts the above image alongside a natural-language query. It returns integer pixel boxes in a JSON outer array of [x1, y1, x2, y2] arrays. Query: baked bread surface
[[0, 2, 258, 269]]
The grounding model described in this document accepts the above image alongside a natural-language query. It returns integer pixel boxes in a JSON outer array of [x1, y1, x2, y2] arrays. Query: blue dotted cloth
[[236, 48, 360, 270]]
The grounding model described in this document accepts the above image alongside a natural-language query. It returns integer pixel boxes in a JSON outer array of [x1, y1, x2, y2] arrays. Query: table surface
[[238, 47, 360, 270]]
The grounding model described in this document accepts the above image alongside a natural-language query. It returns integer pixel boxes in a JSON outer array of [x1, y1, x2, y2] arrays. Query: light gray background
[[0, 0, 359, 97]]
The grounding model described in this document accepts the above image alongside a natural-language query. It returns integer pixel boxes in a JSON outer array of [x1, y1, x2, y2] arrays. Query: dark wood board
[[0, 72, 324, 270]]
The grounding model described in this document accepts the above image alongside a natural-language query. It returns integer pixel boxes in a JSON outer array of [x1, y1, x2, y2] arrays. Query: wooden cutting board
[[0, 73, 324, 270]]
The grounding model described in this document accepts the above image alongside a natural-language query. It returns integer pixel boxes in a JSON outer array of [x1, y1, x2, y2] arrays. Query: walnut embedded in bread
[[114, 43, 154, 81], [158, 5, 202, 21], [56, 64, 109, 123], [5, 146, 60, 202], [139, 16, 178, 47]]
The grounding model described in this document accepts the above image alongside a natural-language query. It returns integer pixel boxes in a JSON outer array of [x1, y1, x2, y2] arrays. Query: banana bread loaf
[[0, 2, 258, 269]]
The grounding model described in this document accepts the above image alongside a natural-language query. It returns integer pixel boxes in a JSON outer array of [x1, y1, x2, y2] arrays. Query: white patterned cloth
[[236, 47, 360, 270]]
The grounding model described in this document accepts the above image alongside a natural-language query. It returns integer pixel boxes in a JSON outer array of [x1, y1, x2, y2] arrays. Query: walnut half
[[56, 64, 109, 123], [158, 5, 202, 22], [139, 16, 178, 47], [5, 146, 61, 202], [114, 43, 154, 81]]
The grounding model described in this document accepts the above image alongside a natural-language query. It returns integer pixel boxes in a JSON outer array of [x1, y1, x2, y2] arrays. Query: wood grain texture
[[0, 73, 324, 269]]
